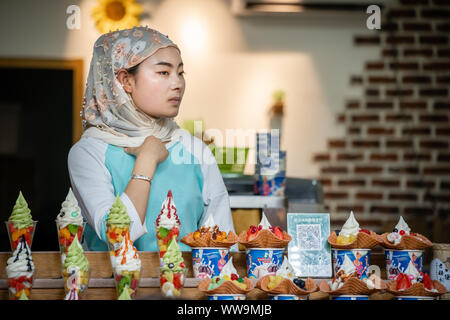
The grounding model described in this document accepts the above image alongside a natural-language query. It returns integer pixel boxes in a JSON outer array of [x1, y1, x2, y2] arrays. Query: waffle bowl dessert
[[198, 257, 254, 296], [238, 212, 291, 249], [380, 216, 432, 250], [320, 255, 386, 297], [256, 256, 319, 297], [386, 272, 446, 298], [181, 215, 238, 248], [328, 211, 381, 250]]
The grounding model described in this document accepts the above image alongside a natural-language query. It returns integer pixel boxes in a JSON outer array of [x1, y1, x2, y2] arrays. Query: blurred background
[[0, 0, 448, 257]]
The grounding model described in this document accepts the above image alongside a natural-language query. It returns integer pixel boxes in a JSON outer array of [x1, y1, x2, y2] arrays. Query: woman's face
[[124, 46, 185, 119]]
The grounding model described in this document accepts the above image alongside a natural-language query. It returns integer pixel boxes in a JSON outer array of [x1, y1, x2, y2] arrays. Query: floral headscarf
[[81, 26, 180, 147]]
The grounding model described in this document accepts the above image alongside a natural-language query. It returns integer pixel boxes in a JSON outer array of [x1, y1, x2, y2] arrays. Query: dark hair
[[126, 63, 140, 76]]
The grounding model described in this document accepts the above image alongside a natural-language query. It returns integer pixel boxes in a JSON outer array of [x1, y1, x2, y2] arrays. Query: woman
[[68, 26, 234, 251]]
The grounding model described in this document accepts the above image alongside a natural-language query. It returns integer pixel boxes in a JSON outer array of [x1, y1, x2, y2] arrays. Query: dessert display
[[6, 235, 35, 300], [181, 214, 237, 248], [159, 240, 186, 298], [238, 212, 291, 248], [56, 188, 85, 264], [386, 269, 446, 298], [112, 232, 142, 299], [105, 195, 132, 253], [380, 216, 433, 250], [256, 256, 319, 297], [328, 211, 380, 249], [6, 191, 37, 251], [62, 235, 90, 300], [319, 255, 386, 297], [156, 190, 181, 258], [198, 257, 254, 298]]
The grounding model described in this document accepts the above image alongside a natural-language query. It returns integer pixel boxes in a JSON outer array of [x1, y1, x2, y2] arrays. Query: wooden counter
[[0, 251, 389, 300]]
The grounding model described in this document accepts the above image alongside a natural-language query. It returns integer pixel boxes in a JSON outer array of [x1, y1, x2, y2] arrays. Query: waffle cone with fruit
[[238, 228, 291, 249], [257, 276, 319, 295], [198, 277, 254, 295], [380, 232, 432, 250], [181, 225, 238, 248], [319, 276, 386, 296], [386, 273, 446, 297], [328, 230, 381, 249]]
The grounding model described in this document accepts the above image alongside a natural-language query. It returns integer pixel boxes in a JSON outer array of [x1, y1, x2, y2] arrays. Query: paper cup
[[394, 296, 435, 300], [332, 249, 371, 279], [7, 268, 35, 300], [385, 249, 423, 281], [269, 294, 306, 300], [191, 247, 229, 279], [5, 221, 37, 251], [113, 266, 141, 299], [246, 248, 284, 279], [331, 295, 369, 300], [159, 268, 186, 298], [207, 294, 246, 300], [56, 220, 86, 264], [62, 266, 90, 300]]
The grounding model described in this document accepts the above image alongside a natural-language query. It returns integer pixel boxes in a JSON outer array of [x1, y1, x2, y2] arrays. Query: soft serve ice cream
[[160, 240, 186, 297], [246, 212, 284, 241], [207, 257, 247, 290], [56, 188, 83, 228], [106, 195, 132, 249], [267, 256, 295, 290], [57, 188, 85, 261], [387, 216, 411, 245], [6, 236, 35, 299], [113, 232, 141, 299], [336, 211, 360, 245], [156, 190, 181, 257], [7, 191, 35, 250], [62, 235, 89, 300], [330, 255, 357, 291]]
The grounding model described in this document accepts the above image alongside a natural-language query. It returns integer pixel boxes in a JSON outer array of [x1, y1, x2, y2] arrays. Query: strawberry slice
[[423, 273, 434, 290], [359, 229, 371, 235], [274, 227, 284, 240], [247, 232, 258, 241], [396, 273, 412, 291]]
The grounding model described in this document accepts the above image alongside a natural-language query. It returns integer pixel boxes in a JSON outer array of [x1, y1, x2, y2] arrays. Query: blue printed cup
[[269, 294, 306, 300], [246, 248, 284, 279], [385, 249, 423, 281], [331, 295, 369, 300], [191, 247, 230, 279], [332, 249, 371, 279], [394, 296, 435, 300], [207, 294, 246, 300]]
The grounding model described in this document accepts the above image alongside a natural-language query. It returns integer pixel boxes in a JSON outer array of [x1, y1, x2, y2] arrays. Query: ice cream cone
[[238, 229, 291, 249], [320, 276, 387, 296], [198, 277, 254, 295], [386, 280, 446, 297], [257, 276, 318, 295], [380, 232, 432, 250], [328, 231, 381, 249]]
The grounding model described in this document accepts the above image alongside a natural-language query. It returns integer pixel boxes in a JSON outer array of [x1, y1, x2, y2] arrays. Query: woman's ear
[[116, 69, 134, 93]]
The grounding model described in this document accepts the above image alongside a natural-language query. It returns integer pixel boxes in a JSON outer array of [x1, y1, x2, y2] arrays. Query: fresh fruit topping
[[274, 226, 284, 240], [399, 230, 405, 236], [231, 274, 239, 281], [423, 273, 433, 290], [396, 273, 412, 291], [359, 229, 371, 235], [393, 228, 398, 233], [293, 278, 305, 289]]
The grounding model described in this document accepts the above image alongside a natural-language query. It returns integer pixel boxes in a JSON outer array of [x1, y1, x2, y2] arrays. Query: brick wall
[[313, 0, 450, 242]]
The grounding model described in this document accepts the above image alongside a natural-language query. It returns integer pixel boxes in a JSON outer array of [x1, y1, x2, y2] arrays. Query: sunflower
[[91, 0, 143, 34]]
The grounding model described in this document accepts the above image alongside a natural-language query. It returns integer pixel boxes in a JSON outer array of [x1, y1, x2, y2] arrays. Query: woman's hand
[[124, 136, 169, 165]]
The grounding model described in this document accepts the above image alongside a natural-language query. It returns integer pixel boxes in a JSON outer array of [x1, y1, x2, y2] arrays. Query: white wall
[[0, 0, 379, 178]]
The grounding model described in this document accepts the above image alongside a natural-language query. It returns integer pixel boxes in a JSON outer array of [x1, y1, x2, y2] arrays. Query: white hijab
[[81, 26, 180, 147]]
